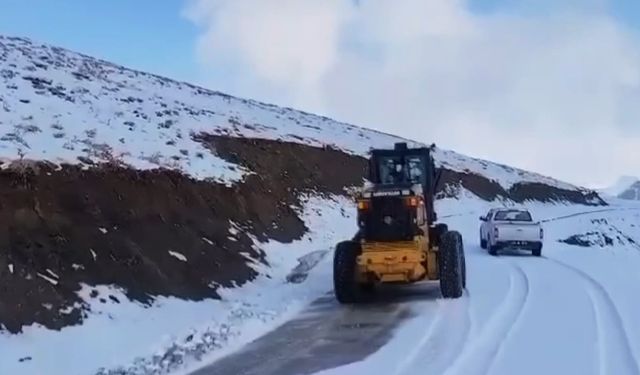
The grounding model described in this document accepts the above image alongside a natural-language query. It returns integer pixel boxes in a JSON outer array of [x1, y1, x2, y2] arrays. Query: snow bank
[[0, 194, 356, 375]]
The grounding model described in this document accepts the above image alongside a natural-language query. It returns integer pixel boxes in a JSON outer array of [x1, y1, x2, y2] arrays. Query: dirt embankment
[[0, 137, 365, 334], [438, 169, 606, 206], [0, 136, 604, 334]]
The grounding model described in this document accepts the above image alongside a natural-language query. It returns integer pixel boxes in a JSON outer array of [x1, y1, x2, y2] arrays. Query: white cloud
[[183, 0, 353, 109], [184, 0, 640, 188]]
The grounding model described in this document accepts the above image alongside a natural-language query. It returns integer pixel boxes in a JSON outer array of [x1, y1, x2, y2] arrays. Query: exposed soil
[[195, 135, 368, 243], [0, 135, 604, 334], [0, 137, 365, 334], [438, 170, 606, 206]]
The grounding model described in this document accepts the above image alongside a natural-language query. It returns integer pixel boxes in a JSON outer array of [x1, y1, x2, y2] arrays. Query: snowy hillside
[[0, 35, 592, 192]]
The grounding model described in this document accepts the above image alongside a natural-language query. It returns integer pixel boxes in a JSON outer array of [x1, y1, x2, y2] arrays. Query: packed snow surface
[[311, 196, 640, 375]]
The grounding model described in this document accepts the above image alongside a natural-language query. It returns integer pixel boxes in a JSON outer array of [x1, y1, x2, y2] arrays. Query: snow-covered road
[[188, 292, 419, 375], [186, 201, 640, 375]]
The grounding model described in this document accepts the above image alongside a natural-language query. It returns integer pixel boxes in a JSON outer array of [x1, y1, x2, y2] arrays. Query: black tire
[[439, 231, 464, 298], [432, 223, 449, 247], [435, 223, 449, 236], [488, 244, 498, 256], [333, 241, 367, 304], [532, 244, 542, 257], [461, 246, 467, 289], [480, 234, 487, 249]]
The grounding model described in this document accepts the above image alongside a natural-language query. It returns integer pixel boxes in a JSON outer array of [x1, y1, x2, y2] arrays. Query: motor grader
[[333, 142, 466, 303]]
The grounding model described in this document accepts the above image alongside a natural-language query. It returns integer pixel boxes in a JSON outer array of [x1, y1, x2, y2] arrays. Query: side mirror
[[479, 216, 487, 221]]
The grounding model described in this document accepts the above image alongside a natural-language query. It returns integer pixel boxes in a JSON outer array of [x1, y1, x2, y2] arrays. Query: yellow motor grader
[[333, 142, 466, 303]]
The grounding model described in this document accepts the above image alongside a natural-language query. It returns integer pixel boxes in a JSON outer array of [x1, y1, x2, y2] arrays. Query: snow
[[433, 148, 581, 191], [47, 192, 630, 375], [0, 34, 617, 375], [0, 35, 585, 192], [0, 285, 224, 375], [168, 251, 187, 262], [311, 193, 640, 375], [36, 272, 58, 285], [173, 195, 358, 375], [0, 194, 357, 375], [46, 269, 59, 279]]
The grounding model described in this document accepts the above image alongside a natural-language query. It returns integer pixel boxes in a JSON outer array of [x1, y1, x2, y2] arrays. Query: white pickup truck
[[479, 208, 543, 256]]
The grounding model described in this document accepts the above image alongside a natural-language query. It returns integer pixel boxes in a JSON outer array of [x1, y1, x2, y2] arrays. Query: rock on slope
[[0, 34, 604, 338]]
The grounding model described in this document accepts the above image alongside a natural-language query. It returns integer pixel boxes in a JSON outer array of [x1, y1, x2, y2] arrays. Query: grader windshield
[[367, 143, 439, 225], [369, 143, 435, 193], [378, 156, 425, 185]]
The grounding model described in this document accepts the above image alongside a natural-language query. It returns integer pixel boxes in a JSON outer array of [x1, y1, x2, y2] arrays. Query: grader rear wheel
[[439, 230, 465, 298]]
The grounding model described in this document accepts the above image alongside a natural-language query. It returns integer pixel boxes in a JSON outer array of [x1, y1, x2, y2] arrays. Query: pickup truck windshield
[[494, 210, 532, 221]]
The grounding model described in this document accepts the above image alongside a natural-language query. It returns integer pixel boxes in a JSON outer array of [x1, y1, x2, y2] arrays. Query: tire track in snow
[[543, 257, 640, 375], [588, 282, 607, 375], [441, 261, 530, 375], [392, 291, 471, 375], [488, 257, 604, 375]]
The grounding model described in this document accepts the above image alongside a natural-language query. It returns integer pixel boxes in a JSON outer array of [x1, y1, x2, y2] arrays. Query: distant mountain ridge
[[619, 181, 640, 200], [600, 176, 640, 200]]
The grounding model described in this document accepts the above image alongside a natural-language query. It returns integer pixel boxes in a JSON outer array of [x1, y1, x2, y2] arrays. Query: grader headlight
[[357, 199, 370, 211], [404, 196, 419, 207]]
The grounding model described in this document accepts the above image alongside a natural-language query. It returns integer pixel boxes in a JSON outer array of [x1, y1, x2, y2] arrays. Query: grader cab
[[333, 142, 466, 303]]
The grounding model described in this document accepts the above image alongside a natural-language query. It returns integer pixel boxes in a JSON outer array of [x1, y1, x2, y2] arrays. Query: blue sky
[[0, 0, 200, 83], [1, 0, 637, 85]]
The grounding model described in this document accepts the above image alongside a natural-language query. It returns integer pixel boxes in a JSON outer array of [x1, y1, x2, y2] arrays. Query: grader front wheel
[[333, 241, 372, 304], [439, 230, 465, 298]]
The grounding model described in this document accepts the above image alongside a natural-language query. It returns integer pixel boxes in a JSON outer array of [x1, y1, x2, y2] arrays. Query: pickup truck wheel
[[488, 244, 498, 256], [532, 244, 542, 257], [439, 230, 464, 298], [480, 235, 487, 249]]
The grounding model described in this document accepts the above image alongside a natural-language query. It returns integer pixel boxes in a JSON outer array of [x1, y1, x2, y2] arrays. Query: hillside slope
[[0, 35, 601, 199], [0, 35, 606, 375]]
